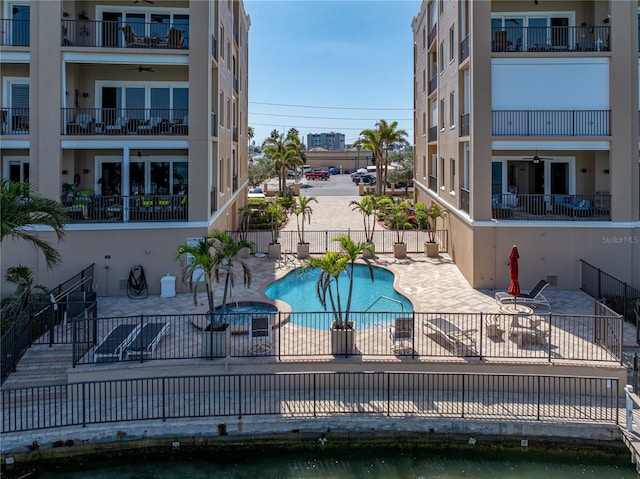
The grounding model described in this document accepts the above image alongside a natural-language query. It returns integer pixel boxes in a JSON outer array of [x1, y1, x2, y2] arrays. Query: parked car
[[248, 187, 265, 199], [287, 169, 296, 178], [328, 167, 341, 175], [305, 170, 330, 180], [351, 172, 376, 184]]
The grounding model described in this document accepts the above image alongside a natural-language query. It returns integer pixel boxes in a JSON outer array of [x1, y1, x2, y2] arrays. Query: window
[[449, 92, 455, 127], [439, 42, 445, 71], [423, 112, 426, 135], [98, 84, 188, 122], [422, 26, 426, 49], [226, 98, 231, 129], [491, 13, 573, 52], [100, 9, 189, 48], [220, 25, 225, 60], [4, 157, 29, 183], [219, 92, 224, 126], [439, 98, 445, 130], [422, 69, 426, 92], [449, 26, 455, 62], [96, 156, 187, 196], [450, 158, 456, 194], [440, 157, 445, 189], [439, 0, 443, 15]]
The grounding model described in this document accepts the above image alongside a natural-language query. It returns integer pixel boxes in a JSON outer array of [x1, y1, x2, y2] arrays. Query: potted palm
[[349, 195, 380, 258], [175, 231, 253, 357], [291, 195, 317, 259], [387, 200, 412, 259], [423, 203, 447, 257], [304, 234, 374, 355], [266, 202, 283, 259], [237, 206, 253, 258]]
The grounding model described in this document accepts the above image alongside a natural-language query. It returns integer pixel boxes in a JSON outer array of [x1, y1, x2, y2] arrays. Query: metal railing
[[460, 187, 470, 213], [460, 34, 469, 62], [580, 260, 640, 326], [0, 18, 29, 46], [61, 20, 189, 49], [428, 175, 438, 192], [211, 34, 217, 59], [459, 113, 469, 137], [61, 108, 189, 136], [211, 112, 217, 136], [492, 110, 610, 136], [491, 193, 611, 221], [1, 264, 95, 383], [233, 125, 238, 142], [491, 25, 610, 53], [1, 372, 620, 433], [428, 24, 436, 46], [0, 107, 29, 135], [65, 310, 623, 366], [228, 229, 448, 256], [428, 75, 437, 94], [62, 194, 188, 223], [428, 125, 438, 142]]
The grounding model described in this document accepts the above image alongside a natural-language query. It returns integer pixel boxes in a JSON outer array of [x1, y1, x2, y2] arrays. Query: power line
[[250, 122, 414, 132], [249, 101, 413, 111], [250, 112, 413, 121]]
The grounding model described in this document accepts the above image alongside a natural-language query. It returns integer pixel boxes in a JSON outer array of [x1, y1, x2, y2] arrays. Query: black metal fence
[[1, 372, 620, 433], [67, 310, 623, 367], [580, 259, 640, 324], [63, 194, 188, 224], [0, 107, 29, 135], [61, 20, 189, 49], [492, 110, 610, 136], [491, 25, 610, 53], [61, 108, 189, 136], [1, 264, 96, 383], [492, 193, 611, 221], [0, 18, 29, 46], [228, 229, 448, 256]]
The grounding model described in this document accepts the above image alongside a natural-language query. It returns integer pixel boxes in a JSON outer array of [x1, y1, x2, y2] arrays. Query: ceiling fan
[[134, 0, 154, 4], [523, 151, 552, 164], [127, 65, 154, 73]]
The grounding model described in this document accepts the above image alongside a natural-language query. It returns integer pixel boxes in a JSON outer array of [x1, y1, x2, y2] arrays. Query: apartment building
[[0, 0, 251, 295], [412, 0, 639, 291], [307, 132, 346, 151]]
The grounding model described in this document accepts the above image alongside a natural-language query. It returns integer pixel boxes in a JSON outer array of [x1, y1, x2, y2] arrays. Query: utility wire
[[250, 122, 414, 132], [250, 101, 412, 111], [250, 112, 413, 121]]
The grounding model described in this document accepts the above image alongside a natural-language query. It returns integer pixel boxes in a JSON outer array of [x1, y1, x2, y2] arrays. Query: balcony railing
[[211, 112, 217, 137], [460, 187, 470, 214], [211, 34, 217, 59], [428, 126, 438, 142], [210, 188, 217, 214], [459, 34, 469, 62], [428, 175, 438, 192], [492, 110, 610, 136], [62, 108, 189, 136], [62, 194, 188, 223], [491, 26, 610, 53], [0, 108, 29, 135], [233, 26, 238, 44], [233, 125, 238, 142], [61, 20, 188, 49], [428, 24, 436, 46], [0, 18, 29, 46], [460, 113, 469, 137], [232, 174, 238, 192], [491, 193, 611, 221], [428, 75, 437, 94]]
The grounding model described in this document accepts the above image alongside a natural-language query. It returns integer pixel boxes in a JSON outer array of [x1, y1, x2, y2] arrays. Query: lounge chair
[[389, 317, 413, 353], [104, 116, 128, 135], [94, 323, 141, 362], [422, 317, 477, 356], [66, 113, 93, 135], [121, 25, 147, 48], [495, 279, 550, 310], [137, 116, 163, 135], [127, 322, 170, 359], [249, 316, 272, 354]]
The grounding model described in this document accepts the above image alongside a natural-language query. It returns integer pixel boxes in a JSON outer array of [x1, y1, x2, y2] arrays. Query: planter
[[238, 246, 250, 259], [393, 242, 407, 259], [297, 242, 310, 259], [362, 242, 375, 259], [268, 243, 281, 259], [202, 324, 231, 358], [425, 241, 439, 258], [330, 321, 355, 355]]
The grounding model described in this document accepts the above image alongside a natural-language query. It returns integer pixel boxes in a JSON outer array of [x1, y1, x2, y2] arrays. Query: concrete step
[[2, 344, 73, 390]]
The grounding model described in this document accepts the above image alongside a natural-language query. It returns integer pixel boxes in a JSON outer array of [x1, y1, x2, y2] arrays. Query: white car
[[248, 187, 265, 199]]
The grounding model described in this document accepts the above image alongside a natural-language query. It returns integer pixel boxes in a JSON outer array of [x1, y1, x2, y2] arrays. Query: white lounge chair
[[389, 317, 413, 353], [422, 317, 477, 356], [249, 316, 272, 355], [495, 280, 550, 310]]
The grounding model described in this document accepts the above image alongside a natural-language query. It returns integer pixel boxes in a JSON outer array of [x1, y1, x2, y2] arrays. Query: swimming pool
[[264, 265, 413, 329], [213, 301, 278, 326]]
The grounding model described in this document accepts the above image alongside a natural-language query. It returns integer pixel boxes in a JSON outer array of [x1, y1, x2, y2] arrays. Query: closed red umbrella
[[508, 245, 520, 303]]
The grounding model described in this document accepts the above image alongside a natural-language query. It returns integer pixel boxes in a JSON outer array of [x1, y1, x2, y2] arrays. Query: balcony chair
[[170, 114, 189, 135], [137, 117, 163, 135], [158, 27, 185, 49], [249, 316, 272, 355], [66, 113, 93, 135], [104, 116, 129, 135], [495, 279, 550, 310], [389, 317, 414, 353], [121, 25, 147, 48]]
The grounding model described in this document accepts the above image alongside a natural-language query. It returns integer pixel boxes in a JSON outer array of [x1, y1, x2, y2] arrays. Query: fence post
[[140, 314, 145, 363], [325, 230, 329, 252], [626, 385, 634, 431], [548, 313, 552, 363], [634, 354, 639, 393], [479, 312, 483, 359], [597, 267, 602, 299], [48, 304, 55, 346]]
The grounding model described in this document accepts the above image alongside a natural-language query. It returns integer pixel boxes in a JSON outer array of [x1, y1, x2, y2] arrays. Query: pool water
[[213, 302, 277, 326], [265, 265, 413, 328]]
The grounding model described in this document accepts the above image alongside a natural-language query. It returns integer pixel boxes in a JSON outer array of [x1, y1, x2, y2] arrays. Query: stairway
[[1, 343, 72, 390]]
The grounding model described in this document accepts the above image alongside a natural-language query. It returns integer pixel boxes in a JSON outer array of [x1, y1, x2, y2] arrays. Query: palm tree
[[247, 126, 255, 149], [333, 234, 374, 324], [2, 265, 48, 326], [356, 126, 384, 195], [1, 179, 67, 268], [304, 251, 346, 326], [378, 120, 409, 195], [262, 130, 303, 193], [350, 195, 380, 244], [291, 195, 317, 244]]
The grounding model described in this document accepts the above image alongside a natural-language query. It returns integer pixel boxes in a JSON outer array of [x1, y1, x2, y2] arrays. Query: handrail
[[364, 295, 404, 315]]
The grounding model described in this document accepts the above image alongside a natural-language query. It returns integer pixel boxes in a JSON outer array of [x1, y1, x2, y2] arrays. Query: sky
[[244, 0, 422, 147]]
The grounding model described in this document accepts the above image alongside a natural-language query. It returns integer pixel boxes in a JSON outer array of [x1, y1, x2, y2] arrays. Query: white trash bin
[[160, 274, 176, 298]]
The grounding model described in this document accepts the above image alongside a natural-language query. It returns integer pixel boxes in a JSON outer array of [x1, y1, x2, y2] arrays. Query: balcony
[[0, 18, 29, 46], [232, 175, 238, 192], [61, 20, 188, 49], [491, 26, 610, 53], [62, 194, 188, 224], [491, 193, 610, 221], [1, 108, 29, 135], [460, 187, 470, 214], [428, 24, 436, 46], [233, 74, 238, 93], [62, 108, 189, 136], [428, 175, 438, 192], [459, 113, 469, 137], [428, 75, 437, 95], [459, 34, 469, 62], [211, 34, 217, 60], [428, 126, 438, 142], [233, 126, 238, 142], [492, 110, 610, 136], [210, 188, 217, 214], [211, 112, 217, 137]]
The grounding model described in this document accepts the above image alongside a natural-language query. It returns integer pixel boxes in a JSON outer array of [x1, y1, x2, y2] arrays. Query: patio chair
[[249, 316, 272, 354], [389, 317, 413, 353], [495, 279, 550, 310], [66, 113, 93, 135], [137, 116, 163, 135], [160, 27, 185, 49], [121, 25, 147, 48], [422, 317, 477, 356], [126, 322, 170, 359], [93, 323, 141, 362], [104, 116, 129, 135], [170, 114, 188, 135]]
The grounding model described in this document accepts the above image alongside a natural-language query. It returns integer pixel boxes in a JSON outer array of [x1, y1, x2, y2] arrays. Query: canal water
[[31, 443, 635, 478]]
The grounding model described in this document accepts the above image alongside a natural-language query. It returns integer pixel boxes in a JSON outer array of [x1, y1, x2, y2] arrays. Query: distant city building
[[307, 132, 345, 151]]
